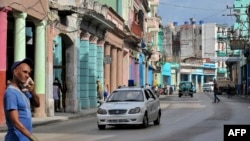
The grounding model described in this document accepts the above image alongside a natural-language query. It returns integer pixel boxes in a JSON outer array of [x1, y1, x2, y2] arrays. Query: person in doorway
[[4, 58, 40, 141], [54, 78, 63, 111], [212, 79, 220, 103], [53, 80, 61, 112]]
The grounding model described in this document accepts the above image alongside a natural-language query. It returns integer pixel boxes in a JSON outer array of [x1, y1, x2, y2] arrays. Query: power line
[[159, 2, 222, 11], [201, 9, 228, 21]]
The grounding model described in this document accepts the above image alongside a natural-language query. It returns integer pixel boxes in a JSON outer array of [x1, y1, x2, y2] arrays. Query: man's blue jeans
[[214, 91, 220, 102]]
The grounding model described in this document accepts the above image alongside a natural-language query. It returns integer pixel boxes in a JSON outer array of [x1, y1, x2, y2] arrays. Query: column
[[195, 75, 198, 92], [145, 62, 148, 85], [110, 47, 117, 92], [33, 21, 46, 117], [177, 70, 180, 91], [117, 48, 123, 86], [104, 44, 111, 93], [0, 7, 11, 125], [201, 75, 204, 92], [13, 12, 27, 61], [189, 74, 192, 81], [46, 24, 58, 116], [79, 32, 91, 109], [123, 48, 129, 86], [97, 40, 105, 90], [89, 35, 98, 108], [64, 32, 79, 112]]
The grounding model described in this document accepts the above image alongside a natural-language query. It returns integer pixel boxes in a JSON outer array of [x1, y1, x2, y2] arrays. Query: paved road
[[1, 93, 250, 141]]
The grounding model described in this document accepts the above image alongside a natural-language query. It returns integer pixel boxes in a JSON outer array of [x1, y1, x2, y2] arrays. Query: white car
[[203, 82, 214, 92], [96, 86, 161, 130]]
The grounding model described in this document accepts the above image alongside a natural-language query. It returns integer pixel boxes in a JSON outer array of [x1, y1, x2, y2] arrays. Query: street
[[1, 93, 250, 141]]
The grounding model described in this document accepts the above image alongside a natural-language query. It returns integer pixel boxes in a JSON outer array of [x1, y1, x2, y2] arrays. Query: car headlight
[[128, 107, 141, 114], [97, 108, 107, 115]]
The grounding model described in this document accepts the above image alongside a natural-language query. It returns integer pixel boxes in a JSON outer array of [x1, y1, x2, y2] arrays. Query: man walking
[[4, 58, 40, 141], [213, 79, 220, 103]]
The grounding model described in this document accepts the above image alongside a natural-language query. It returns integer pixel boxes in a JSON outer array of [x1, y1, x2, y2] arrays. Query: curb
[[0, 112, 97, 133]]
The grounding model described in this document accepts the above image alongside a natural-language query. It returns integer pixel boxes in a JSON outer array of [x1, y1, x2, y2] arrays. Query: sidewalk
[[0, 108, 98, 133], [0, 95, 169, 133]]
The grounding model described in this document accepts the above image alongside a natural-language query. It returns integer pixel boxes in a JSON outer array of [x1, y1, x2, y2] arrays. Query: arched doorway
[[53, 33, 76, 112]]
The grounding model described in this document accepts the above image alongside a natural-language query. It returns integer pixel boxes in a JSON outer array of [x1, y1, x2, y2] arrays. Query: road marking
[[169, 103, 206, 109]]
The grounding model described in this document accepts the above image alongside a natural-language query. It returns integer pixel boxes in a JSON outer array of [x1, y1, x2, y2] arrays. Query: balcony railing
[[216, 50, 226, 57], [229, 50, 240, 56]]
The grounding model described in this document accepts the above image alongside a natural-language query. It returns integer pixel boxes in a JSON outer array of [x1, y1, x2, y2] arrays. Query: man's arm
[[30, 89, 40, 107], [27, 81, 40, 107]]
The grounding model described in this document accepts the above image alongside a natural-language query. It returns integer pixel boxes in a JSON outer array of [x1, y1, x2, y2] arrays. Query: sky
[[157, 0, 236, 26]]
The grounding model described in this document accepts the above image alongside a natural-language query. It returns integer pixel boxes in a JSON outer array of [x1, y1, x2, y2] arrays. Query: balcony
[[146, 17, 160, 30], [217, 34, 228, 39], [232, 50, 240, 56], [217, 68, 227, 74], [216, 50, 226, 57]]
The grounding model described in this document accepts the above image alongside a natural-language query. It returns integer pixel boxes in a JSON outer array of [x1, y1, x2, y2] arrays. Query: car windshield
[[107, 90, 144, 102], [180, 82, 192, 88]]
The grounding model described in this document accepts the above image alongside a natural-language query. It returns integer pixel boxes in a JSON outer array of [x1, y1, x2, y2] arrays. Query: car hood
[[101, 102, 143, 109]]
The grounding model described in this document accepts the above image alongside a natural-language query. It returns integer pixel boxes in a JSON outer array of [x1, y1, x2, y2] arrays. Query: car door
[[144, 89, 154, 120], [146, 89, 159, 121]]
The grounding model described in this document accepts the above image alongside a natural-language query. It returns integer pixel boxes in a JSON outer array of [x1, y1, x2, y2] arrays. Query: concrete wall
[[202, 23, 217, 58]]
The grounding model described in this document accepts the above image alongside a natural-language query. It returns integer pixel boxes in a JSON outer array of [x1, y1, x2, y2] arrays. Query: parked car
[[178, 81, 195, 97], [96, 86, 161, 130]]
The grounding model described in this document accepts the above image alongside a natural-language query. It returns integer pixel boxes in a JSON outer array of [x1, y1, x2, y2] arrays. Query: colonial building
[[0, 0, 48, 125]]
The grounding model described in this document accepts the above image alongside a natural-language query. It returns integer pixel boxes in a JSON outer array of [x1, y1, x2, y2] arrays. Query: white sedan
[[96, 87, 161, 130]]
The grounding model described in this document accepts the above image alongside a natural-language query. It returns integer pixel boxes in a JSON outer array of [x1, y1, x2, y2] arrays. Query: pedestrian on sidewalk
[[103, 82, 109, 100], [4, 58, 40, 141], [97, 80, 103, 100], [212, 79, 220, 103]]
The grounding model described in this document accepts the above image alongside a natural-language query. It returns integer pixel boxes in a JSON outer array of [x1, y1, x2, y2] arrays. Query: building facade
[[0, 0, 48, 125]]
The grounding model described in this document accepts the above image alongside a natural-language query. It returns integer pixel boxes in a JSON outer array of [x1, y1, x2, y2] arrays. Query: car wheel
[[154, 111, 161, 125], [141, 113, 148, 128], [98, 125, 106, 130]]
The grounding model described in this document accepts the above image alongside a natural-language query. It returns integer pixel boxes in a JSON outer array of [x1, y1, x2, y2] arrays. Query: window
[[146, 89, 156, 99], [144, 90, 150, 100]]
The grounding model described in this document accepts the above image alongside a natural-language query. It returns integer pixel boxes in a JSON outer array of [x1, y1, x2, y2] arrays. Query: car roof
[[114, 86, 147, 91]]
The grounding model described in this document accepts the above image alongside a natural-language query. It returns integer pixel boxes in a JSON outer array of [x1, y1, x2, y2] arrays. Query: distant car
[[96, 86, 161, 130], [178, 81, 195, 97], [203, 82, 214, 92]]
